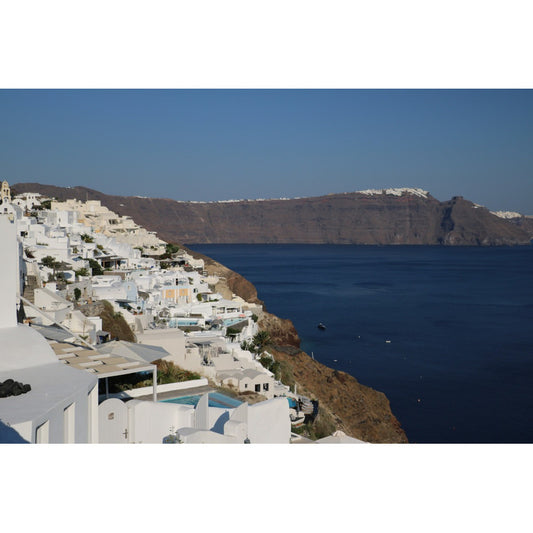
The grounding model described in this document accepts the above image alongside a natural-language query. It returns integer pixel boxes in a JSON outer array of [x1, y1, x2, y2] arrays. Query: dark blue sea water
[[190, 244, 533, 443]]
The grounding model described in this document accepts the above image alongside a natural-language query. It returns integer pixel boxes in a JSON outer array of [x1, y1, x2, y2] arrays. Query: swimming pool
[[287, 397, 297, 409], [223, 317, 247, 327], [161, 391, 242, 409], [168, 318, 199, 327]]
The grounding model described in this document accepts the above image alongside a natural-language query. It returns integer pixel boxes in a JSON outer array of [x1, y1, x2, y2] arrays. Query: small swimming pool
[[162, 391, 242, 409], [168, 318, 199, 327], [287, 397, 297, 409], [223, 317, 247, 327]]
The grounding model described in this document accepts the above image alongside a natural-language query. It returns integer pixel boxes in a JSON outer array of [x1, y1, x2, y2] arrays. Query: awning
[[48, 341, 158, 400]]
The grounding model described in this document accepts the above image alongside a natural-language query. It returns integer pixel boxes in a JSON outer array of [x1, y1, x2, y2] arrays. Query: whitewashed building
[[0, 214, 99, 443]]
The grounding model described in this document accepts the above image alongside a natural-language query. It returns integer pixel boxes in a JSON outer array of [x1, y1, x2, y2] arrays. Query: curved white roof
[[1, 325, 58, 371]]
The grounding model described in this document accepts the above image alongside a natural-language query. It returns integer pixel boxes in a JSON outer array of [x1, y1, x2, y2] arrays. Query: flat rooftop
[[49, 341, 155, 378]]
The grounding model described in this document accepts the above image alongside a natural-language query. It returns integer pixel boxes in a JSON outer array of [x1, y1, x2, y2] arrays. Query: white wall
[[212, 353, 238, 371], [247, 398, 291, 443], [12, 233, 144, 445], [0, 216, 18, 328], [126, 400, 195, 443], [112, 378, 209, 399], [4, 360, 99, 444], [137, 329, 187, 362]]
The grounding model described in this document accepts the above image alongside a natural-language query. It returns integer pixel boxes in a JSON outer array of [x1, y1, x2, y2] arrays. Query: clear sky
[[1, 89, 533, 213]]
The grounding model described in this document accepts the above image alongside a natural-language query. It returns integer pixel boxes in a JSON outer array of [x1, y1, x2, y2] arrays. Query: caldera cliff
[[13, 183, 532, 246]]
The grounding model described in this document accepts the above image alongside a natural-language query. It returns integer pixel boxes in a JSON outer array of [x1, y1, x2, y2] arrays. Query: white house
[[0, 214, 99, 443], [217, 368, 276, 400], [32, 287, 73, 325]]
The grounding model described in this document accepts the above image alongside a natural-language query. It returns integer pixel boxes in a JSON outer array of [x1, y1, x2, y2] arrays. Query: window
[[263, 383, 269, 392], [255, 384, 261, 392]]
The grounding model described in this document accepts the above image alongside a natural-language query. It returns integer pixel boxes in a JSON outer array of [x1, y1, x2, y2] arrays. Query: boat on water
[[317, 323, 326, 330]]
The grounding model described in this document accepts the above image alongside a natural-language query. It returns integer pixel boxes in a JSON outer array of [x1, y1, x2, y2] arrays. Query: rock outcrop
[[14, 183, 532, 246]]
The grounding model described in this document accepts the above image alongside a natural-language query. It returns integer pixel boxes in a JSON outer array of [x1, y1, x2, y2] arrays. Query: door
[[98, 398, 129, 443]]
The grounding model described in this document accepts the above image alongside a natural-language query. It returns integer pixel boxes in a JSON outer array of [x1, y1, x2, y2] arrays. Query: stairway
[[22, 274, 40, 304]]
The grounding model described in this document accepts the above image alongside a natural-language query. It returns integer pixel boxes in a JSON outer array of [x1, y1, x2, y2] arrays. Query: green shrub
[[306, 409, 337, 440], [88, 258, 103, 275], [41, 255, 58, 269], [279, 360, 295, 390], [165, 243, 180, 254], [226, 327, 240, 338]]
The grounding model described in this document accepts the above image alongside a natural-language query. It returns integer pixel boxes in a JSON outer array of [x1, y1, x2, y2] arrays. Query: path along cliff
[[187, 246, 409, 443]]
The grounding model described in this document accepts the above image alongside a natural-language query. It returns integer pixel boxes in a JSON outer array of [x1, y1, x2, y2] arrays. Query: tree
[[41, 255, 58, 269], [252, 331, 272, 353], [74, 288, 82, 301], [88, 258, 103, 276], [75, 267, 89, 277], [41, 255, 62, 279], [240, 340, 253, 352], [241, 331, 272, 355]]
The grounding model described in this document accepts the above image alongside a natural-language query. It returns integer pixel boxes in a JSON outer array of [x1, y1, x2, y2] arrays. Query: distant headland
[[13, 183, 533, 246]]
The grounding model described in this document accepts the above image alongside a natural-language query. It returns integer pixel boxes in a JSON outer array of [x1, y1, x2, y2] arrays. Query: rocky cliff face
[[14, 183, 532, 246], [508, 215, 533, 240], [261, 312, 408, 443]]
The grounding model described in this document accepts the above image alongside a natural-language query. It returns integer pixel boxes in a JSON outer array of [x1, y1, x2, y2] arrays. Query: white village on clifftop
[[0, 181, 364, 444]]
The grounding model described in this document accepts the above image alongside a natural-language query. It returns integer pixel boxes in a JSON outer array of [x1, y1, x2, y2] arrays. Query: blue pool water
[[162, 392, 242, 409], [168, 318, 199, 327], [190, 244, 533, 443], [223, 317, 247, 327]]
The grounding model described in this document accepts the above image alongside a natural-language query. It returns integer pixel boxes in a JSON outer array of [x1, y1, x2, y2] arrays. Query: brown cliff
[[508, 215, 533, 240], [259, 311, 408, 443], [13, 183, 532, 246]]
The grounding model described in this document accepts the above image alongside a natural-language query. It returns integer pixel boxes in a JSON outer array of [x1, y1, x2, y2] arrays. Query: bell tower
[[0, 180, 11, 204]]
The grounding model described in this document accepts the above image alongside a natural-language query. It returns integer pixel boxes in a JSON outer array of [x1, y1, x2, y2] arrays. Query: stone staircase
[[22, 274, 40, 304]]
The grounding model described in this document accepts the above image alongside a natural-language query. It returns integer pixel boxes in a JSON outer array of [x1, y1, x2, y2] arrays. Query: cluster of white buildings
[[1, 182, 359, 444]]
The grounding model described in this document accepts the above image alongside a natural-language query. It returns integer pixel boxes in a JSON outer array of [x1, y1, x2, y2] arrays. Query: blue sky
[[1, 89, 532, 213]]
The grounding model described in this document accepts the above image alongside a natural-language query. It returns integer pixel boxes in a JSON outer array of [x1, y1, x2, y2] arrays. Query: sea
[[190, 244, 533, 444]]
